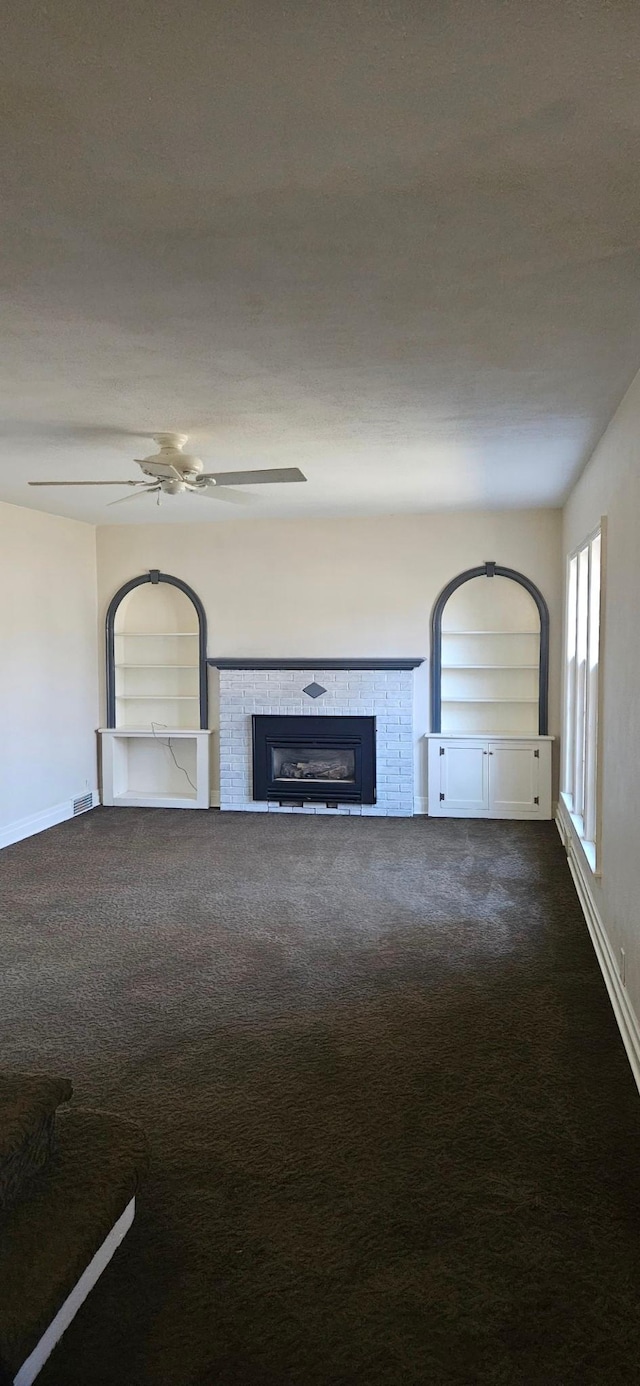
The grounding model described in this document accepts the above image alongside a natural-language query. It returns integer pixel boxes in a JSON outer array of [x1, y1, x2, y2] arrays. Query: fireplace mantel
[[208, 658, 424, 670]]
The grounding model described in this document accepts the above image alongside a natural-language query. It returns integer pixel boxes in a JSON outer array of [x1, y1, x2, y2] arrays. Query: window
[[562, 525, 603, 871]]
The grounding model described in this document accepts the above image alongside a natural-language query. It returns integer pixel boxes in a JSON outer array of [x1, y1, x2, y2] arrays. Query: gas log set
[[278, 756, 352, 781]]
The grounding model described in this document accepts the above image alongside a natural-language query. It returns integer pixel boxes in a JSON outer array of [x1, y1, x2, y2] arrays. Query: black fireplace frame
[[252, 715, 376, 805]]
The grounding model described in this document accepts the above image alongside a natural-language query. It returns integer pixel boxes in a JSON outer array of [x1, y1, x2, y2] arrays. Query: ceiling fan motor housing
[[139, 433, 204, 481]]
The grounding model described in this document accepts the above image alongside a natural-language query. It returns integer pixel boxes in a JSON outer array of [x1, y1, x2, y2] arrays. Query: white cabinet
[[489, 742, 540, 813], [100, 729, 212, 809], [427, 736, 553, 819], [438, 741, 488, 811]]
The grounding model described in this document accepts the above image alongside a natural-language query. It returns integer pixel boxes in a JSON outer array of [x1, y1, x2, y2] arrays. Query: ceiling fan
[[28, 433, 307, 506]]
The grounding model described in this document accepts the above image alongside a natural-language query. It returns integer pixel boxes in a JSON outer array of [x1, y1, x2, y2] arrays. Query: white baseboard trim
[[413, 796, 428, 815], [556, 799, 640, 1096], [13, 1196, 135, 1386], [0, 793, 100, 852]]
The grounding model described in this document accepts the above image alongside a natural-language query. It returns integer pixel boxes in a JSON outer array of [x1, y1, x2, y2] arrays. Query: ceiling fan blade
[[190, 484, 253, 505], [199, 467, 307, 486], [28, 480, 141, 487], [107, 486, 160, 506], [134, 459, 182, 481]]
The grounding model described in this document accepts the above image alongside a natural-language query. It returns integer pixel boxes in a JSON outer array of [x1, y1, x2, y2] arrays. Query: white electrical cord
[[150, 722, 197, 792]]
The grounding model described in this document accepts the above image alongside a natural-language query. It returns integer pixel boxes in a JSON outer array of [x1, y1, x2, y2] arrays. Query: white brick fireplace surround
[[215, 661, 422, 816]]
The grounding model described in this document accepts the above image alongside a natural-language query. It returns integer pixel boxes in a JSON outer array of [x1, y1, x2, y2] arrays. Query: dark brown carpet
[[2, 809, 640, 1385]]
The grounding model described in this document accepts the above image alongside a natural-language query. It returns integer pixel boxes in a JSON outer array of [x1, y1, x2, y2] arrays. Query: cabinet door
[[488, 742, 539, 812], [439, 742, 489, 811]]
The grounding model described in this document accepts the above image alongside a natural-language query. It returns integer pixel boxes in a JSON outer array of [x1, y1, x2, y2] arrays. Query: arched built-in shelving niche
[[106, 570, 208, 729], [430, 563, 549, 736]]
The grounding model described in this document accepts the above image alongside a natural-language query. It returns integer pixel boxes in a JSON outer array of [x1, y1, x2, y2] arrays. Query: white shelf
[[440, 612, 541, 738], [112, 791, 197, 809], [115, 663, 197, 669], [442, 697, 538, 703], [99, 728, 211, 736], [442, 663, 539, 670], [100, 728, 211, 809], [426, 732, 553, 740], [436, 573, 546, 741], [108, 582, 208, 804]]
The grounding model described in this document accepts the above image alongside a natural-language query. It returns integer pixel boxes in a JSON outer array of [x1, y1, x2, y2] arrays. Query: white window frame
[[561, 520, 605, 875]]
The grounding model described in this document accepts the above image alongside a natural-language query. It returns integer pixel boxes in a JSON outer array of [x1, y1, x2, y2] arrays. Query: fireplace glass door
[[271, 746, 356, 784], [252, 715, 376, 805]]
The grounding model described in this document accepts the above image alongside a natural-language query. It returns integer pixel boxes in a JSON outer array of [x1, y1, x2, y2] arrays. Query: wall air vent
[[73, 793, 93, 816]]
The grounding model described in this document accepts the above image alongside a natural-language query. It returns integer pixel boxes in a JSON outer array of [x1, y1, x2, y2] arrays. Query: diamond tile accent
[[302, 681, 327, 699]]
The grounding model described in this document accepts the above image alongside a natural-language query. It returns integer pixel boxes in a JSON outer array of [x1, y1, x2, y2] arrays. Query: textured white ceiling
[[2, 0, 640, 524]]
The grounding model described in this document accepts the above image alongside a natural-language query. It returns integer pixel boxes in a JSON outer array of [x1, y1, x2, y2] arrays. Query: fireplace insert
[[252, 715, 376, 805]]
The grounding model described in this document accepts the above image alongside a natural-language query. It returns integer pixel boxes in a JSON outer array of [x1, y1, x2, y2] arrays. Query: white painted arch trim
[[13, 1196, 135, 1386], [556, 798, 640, 1097]]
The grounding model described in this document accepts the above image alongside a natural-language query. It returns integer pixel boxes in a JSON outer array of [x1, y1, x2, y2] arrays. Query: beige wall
[[0, 502, 99, 841], [564, 368, 640, 1017], [96, 508, 563, 805]]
